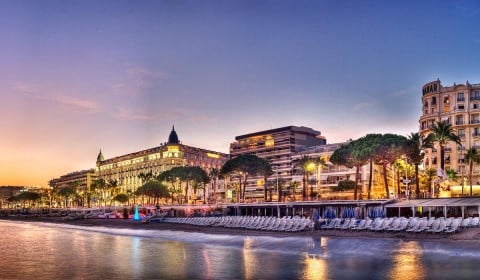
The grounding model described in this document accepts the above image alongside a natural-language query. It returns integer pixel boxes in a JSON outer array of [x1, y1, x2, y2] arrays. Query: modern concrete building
[[96, 126, 229, 200], [229, 126, 326, 200], [49, 169, 97, 190], [420, 79, 480, 196], [49, 169, 98, 206]]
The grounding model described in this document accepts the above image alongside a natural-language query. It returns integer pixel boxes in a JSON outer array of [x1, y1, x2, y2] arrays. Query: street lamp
[[316, 164, 321, 200], [275, 166, 279, 202]]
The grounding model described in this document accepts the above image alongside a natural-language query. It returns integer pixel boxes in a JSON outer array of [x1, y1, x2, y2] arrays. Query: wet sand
[[2, 215, 480, 242]]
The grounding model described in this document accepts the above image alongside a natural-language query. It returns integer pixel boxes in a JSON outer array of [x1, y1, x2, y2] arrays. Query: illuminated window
[[265, 135, 275, 147]]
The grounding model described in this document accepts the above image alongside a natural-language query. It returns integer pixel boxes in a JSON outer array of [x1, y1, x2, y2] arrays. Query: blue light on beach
[[133, 205, 140, 221]]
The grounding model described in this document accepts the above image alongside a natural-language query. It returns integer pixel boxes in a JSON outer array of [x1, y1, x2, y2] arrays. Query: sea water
[[0, 220, 479, 280]]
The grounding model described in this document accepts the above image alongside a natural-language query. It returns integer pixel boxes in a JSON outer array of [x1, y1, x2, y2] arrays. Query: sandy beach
[[2, 215, 480, 242]]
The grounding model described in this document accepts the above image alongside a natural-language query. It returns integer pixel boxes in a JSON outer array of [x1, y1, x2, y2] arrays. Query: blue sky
[[2, 0, 480, 186]]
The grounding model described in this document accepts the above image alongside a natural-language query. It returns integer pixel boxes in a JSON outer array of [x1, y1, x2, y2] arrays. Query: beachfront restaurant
[[225, 200, 391, 220], [385, 197, 480, 218]]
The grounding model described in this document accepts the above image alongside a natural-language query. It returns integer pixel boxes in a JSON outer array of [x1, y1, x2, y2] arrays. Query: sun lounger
[[350, 219, 366, 231]]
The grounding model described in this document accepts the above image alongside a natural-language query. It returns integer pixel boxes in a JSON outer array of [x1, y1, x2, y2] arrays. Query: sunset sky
[[2, 0, 480, 187]]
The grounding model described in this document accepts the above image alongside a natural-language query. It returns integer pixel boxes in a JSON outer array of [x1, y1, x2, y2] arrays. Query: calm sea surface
[[1, 220, 480, 280]]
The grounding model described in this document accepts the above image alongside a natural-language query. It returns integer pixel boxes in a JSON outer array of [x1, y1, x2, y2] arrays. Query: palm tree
[[294, 155, 322, 200], [91, 178, 107, 208], [107, 179, 119, 206], [256, 158, 273, 201], [209, 168, 220, 202], [294, 155, 312, 200], [289, 181, 299, 201], [465, 147, 480, 196], [393, 159, 405, 196], [423, 167, 437, 197], [138, 171, 155, 204], [406, 132, 433, 198], [428, 121, 461, 171]]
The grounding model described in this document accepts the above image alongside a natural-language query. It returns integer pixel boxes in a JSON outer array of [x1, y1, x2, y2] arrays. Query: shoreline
[[2, 216, 480, 242]]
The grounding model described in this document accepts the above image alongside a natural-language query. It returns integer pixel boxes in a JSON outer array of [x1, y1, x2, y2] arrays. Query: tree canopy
[[220, 154, 271, 201]]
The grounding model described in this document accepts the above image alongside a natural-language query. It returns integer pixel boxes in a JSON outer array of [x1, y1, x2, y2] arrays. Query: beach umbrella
[[379, 208, 385, 218]]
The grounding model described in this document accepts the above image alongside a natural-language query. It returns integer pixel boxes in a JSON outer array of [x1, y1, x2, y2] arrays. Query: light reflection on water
[[1, 220, 480, 280], [389, 241, 425, 280]]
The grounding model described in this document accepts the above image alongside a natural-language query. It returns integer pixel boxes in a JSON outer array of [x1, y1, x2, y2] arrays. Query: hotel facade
[[96, 127, 229, 199], [420, 79, 480, 195]]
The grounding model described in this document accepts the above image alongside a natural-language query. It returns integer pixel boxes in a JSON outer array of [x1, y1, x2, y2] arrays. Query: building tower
[[419, 79, 480, 196]]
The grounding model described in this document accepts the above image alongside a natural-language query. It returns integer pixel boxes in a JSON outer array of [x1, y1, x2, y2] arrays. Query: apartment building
[[49, 169, 97, 190], [229, 126, 326, 199], [420, 79, 480, 196]]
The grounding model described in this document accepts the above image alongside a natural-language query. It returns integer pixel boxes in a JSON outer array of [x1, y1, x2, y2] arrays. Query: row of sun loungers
[[156, 215, 479, 234], [319, 216, 480, 234], [160, 216, 315, 232]]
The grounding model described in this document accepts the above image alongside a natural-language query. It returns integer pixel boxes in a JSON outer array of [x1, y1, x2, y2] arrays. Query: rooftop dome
[[96, 149, 104, 162], [168, 125, 180, 144]]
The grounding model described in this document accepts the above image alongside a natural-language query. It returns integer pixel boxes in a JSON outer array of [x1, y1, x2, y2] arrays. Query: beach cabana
[[385, 197, 480, 218]]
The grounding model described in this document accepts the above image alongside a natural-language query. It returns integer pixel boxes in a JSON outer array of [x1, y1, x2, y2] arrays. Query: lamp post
[[275, 167, 279, 202], [404, 159, 410, 201], [317, 164, 321, 200]]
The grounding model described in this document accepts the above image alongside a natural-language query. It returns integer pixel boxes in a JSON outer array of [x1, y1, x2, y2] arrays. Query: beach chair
[[388, 218, 410, 232], [461, 217, 472, 229], [385, 218, 402, 231], [412, 219, 428, 233], [357, 219, 373, 231], [367, 218, 383, 231], [350, 219, 366, 231], [432, 220, 447, 234], [405, 219, 420, 233], [471, 217, 479, 227], [320, 218, 337, 230], [426, 219, 441, 234], [373, 218, 393, 232], [444, 219, 461, 234], [335, 218, 351, 230], [345, 219, 357, 230]]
